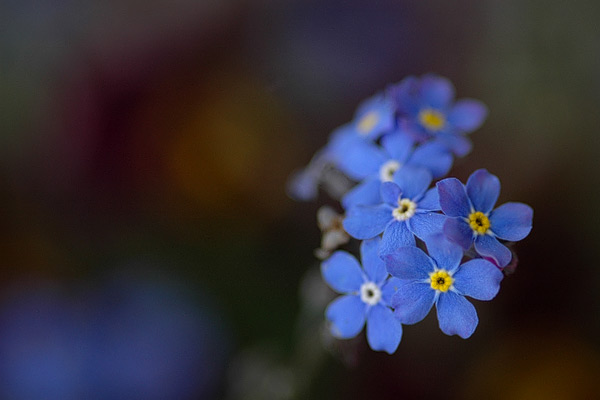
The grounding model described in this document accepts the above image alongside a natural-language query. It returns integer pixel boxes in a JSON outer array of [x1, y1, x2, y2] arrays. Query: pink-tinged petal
[[489, 202, 533, 241], [474, 235, 512, 268], [466, 169, 500, 214]]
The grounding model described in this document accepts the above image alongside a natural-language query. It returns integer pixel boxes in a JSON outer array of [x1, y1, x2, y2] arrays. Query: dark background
[[1, 0, 599, 398]]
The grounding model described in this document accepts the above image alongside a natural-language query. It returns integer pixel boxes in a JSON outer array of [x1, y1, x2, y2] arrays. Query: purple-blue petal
[[344, 204, 391, 239], [443, 217, 474, 250], [474, 234, 512, 267], [434, 133, 472, 157], [419, 75, 455, 109], [353, 95, 395, 140], [437, 178, 471, 217], [321, 251, 365, 293], [447, 99, 488, 133], [409, 141, 454, 179], [453, 259, 503, 301], [392, 165, 432, 200], [391, 281, 435, 325], [418, 187, 440, 211], [342, 178, 381, 209], [436, 291, 478, 339], [380, 182, 402, 206], [381, 277, 402, 305], [366, 304, 403, 354], [425, 234, 464, 272], [380, 221, 416, 255], [489, 202, 533, 241], [361, 237, 388, 284], [325, 295, 367, 339], [382, 246, 434, 280], [466, 169, 500, 214], [381, 131, 414, 162], [336, 141, 386, 181], [407, 212, 447, 243]]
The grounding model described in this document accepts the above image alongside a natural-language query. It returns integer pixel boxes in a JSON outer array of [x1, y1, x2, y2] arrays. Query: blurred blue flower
[[343, 166, 446, 255], [340, 132, 453, 209], [437, 169, 533, 267], [321, 237, 402, 354], [383, 238, 503, 338], [389, 74, 488, 156]]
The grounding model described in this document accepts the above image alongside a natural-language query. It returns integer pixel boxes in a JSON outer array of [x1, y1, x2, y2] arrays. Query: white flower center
[[379, 160, 401, 182], [392, 198, 417, 221], [360, 281, 382, 306]]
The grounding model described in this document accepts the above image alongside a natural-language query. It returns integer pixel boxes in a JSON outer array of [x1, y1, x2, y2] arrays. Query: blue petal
[[366, 304, 403, 354], [336, 141, 386, 181], [434, 133, 472, 157], [380, 221, 415, 255], [380, 181, 402, 206], [447, 99, 488, 133], [409, 141, 454, 179], [453, 259, 503, 301], [407, 212, 447, 242], [381, 277, 402, 305], [361, 237, 387, 283], [419, 75, 455, 109], [326, 124, 361, 161], [437, 178, 471, 217], [286, 168, 318, 201], [389, 76, 420, 115], [326, 295, 367, 339], [418, 187, 440, 211], [342, 178, 381, 209], [424, 234, 464, 272], [443, 217, 474, 250], [392, 165, 432, 200], [474, 235, 512, 267], [354, 94, 395, 140], [466, 169, 500, 214], [489, 202, 533, 241], [391, 281, 435, 325], [321, 251, 365, 293], [436, 291, 478, 338], [381, 132, 414, 163], [344, 204, 392, 239], [381, 246, 434, 280]]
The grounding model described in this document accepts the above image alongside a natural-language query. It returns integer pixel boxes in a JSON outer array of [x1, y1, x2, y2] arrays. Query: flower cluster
[[289, 74, 533, 354]]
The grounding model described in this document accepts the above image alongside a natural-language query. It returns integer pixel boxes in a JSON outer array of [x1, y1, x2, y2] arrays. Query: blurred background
[[1, 0, 600, 399]]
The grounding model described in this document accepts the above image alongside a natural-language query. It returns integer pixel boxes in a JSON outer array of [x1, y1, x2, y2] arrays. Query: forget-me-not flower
[[389, 74, 488, 157], [343, 166, 446, 255], [437, 169, 533, 267], [321, 237, 402, 354], [339, 132, 453, 209], [383, 237, 503, 338]]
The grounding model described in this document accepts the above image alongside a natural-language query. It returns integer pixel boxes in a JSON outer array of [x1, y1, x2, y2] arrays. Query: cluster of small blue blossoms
[[288, 75, 533, 354]]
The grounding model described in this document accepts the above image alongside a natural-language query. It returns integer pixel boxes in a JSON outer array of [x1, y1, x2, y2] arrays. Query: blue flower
[[437, 169, 533, 267], [321, 237, 402, 354], [389, 74, 488, 157], [339, 132, 453, 209], [343, 166, 446, 255], [382, 238, 503, 338]]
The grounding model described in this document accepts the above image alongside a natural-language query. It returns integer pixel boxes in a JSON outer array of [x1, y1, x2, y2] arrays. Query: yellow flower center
[[418, 108, 445, 132], [357, 111, 379, 135], [392, 198, 417, 221], [430, 270, 453, 292], [468, 211, 491, 235]]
